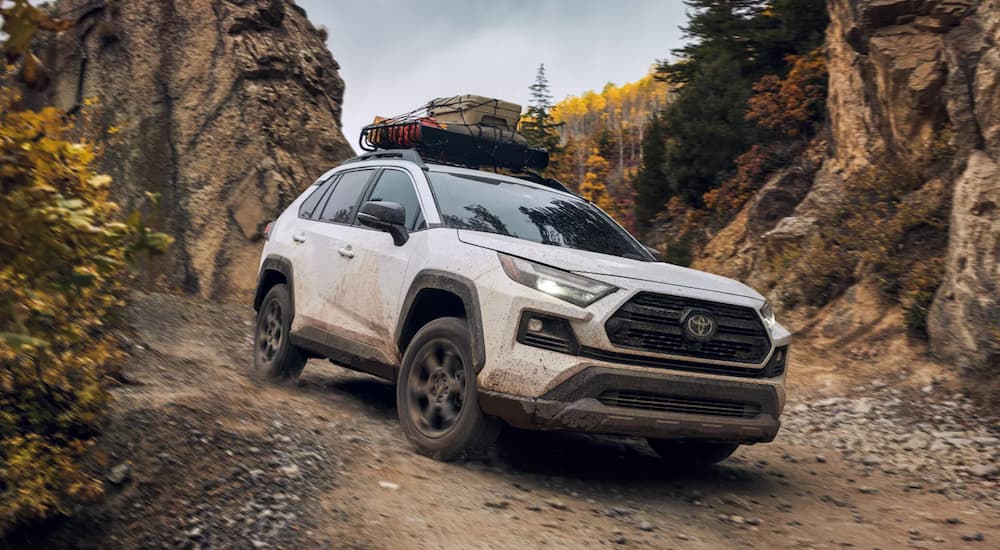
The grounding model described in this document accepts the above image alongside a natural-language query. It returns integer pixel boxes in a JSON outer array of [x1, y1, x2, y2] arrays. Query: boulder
[[764, 216, 818, 246], [745, 158, 819, 235]]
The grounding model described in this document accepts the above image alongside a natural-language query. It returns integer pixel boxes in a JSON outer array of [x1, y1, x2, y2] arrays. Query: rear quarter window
[[298, 176, 337, 219]]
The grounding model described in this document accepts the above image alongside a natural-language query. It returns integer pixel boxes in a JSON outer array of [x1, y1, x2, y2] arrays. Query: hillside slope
[[695, 0, 998, 379], [33, 0, 354, 300]]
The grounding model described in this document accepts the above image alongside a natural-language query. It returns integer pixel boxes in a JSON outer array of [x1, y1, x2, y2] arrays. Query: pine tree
[[663, 53, 753, 206], [633, 113, 670, 234], [658, 0, 766, 84], [633, 0, 829, 223], [521, 64, 562, 153], [755, 0, 830, 66]]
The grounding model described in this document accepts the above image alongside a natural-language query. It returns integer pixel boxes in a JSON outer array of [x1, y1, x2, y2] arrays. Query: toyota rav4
[[253, 149, 790, 465]]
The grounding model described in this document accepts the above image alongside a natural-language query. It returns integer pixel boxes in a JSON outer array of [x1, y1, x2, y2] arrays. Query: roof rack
[[358, 96, 549, 173], [341, 149, 428, 169]]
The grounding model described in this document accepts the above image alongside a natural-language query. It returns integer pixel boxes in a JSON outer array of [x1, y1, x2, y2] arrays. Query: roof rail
[[342, 149, 427, 169], [511, 171, 571, 194]]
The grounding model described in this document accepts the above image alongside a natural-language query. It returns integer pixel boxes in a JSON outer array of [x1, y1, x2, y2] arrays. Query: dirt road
[[12, 293, 998, 549]]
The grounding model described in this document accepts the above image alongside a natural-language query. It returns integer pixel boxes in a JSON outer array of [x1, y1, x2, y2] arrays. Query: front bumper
[[479, 366, 781, 443], [471, 266, 787, 442]]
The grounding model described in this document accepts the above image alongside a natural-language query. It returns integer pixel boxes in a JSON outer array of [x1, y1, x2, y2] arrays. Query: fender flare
[[254, 255, 295, 317], [395, 269, 487, 373]]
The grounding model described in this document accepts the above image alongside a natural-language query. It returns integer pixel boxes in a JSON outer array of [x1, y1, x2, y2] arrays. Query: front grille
[[598, 391, 761, 419], [605, 292, 771, 363]]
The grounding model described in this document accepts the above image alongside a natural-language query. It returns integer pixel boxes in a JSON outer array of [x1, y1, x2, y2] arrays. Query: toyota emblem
[[683, 310, 717, 341]]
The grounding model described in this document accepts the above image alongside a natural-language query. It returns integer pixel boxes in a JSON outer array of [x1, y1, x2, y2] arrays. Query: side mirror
[[358, 201, 409, 246], [644, 245, 662, 261]]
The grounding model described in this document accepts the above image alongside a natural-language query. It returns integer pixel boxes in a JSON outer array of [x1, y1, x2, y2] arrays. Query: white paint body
[[260, 159, 790, 414]]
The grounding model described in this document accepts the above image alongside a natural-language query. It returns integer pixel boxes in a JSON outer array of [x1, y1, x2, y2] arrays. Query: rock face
[[929, 151, 999, 371], [794, 0, 974, 223], [826, 0, 999, 372], [35, 0, 353, 299], [698, 0, 999, 373]]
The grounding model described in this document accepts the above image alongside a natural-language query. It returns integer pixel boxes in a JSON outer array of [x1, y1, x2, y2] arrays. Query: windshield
[[427, 171, 651, 261]]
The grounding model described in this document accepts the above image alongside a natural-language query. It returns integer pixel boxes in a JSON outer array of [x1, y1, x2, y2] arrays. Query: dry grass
[[777, 147, 952, 336]]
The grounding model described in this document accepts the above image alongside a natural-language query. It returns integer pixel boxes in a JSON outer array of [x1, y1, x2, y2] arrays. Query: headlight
[[760, 301, 776, 331], [498, 253, 617, 307]]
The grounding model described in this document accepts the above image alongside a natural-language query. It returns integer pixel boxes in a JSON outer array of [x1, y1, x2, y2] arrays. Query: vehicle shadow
[[295, 362, 398, 420], [295, 363, 785, 494], [496, 428, 771, 487]]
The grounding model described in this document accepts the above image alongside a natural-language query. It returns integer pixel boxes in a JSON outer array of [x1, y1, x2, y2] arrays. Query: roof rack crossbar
[[342, 149, 427, 169]]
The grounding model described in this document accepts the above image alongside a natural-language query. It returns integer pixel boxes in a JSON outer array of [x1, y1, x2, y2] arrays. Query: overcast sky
[[297, 0, 688, 152]]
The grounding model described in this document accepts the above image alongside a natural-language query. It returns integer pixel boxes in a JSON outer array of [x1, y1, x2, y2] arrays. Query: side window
[[318, 169, 375, 224], [298, 176, 337, 219], [367, 169, 425, 230]]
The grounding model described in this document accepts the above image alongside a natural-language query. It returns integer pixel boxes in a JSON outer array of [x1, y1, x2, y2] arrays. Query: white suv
[[253, 149, 790, 464]]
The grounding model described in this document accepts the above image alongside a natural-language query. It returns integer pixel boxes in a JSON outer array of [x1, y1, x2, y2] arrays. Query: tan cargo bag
[[427, 95, 522, 131]]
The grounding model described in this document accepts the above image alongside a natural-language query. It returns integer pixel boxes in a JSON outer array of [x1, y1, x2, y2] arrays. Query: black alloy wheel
[[253, 284, 306, 381], [406, 338, 467, 438], [396, 317, 499, 460], [258, 298, 284, 364]]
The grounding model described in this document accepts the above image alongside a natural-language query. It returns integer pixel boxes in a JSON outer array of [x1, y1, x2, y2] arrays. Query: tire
[[396, 317, 499, 461], [253, 284, 307, 382], [646, 439, 739, 469]]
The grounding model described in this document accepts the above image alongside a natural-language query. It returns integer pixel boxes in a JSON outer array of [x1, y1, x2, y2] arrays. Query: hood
[[457, 230, 764, 301]]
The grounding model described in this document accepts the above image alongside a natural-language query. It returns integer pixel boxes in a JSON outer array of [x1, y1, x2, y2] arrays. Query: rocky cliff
[[35, 0, 353, 299], [696, 0, 998, 375]]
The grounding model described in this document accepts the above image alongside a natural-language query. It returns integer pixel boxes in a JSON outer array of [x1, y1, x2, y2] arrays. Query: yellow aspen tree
[[579, 148, 619, 218]]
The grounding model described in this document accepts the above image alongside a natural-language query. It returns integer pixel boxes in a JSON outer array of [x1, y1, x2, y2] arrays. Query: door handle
[[338, 245, 355, 259], [292, 232, 306, 243]]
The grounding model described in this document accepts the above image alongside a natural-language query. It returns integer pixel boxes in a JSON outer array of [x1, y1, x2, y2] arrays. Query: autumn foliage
[[550, 75, 671, 229], [746, 49, 827, 139], [1, 1, 171, 533], [0, 86, 173, 534], [578, 148, 618, 216], [705, 48, 827, 217]]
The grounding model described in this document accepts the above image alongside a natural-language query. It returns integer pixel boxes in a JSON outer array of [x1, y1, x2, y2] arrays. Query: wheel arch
[[254, 255, 295, 317], [395, 270, 486, 373]]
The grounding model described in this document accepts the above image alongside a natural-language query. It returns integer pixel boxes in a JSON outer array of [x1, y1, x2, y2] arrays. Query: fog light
[[516, 311, 579, 354], [768, 346, 789, 378]]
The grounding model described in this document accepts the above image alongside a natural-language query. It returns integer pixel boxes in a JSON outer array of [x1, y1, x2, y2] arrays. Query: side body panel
[[256, 169, 337, 319], [301, 223, 423, 363]]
